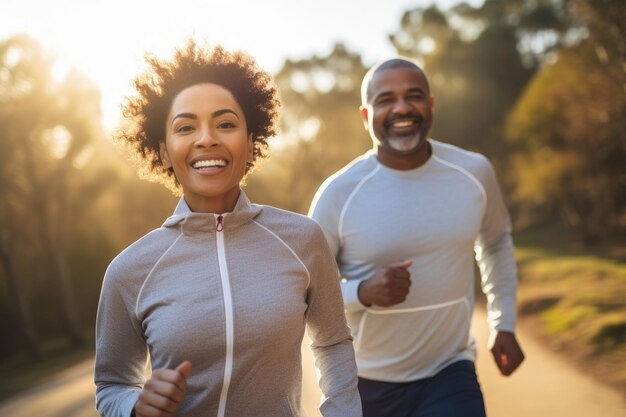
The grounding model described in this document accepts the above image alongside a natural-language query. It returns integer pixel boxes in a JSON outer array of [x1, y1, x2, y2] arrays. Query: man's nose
[[391, 98, 413, 114]]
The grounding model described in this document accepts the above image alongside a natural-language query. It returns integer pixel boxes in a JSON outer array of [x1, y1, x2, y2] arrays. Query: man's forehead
[[369, 68, 429, 96]]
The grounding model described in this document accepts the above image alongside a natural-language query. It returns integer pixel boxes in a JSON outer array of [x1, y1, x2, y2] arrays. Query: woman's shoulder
[[105, 226, 180, 282], [255, 204, 318, 229], [252, 205, 327, 246]]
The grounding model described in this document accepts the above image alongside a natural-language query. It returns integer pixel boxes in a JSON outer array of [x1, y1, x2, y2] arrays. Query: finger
[[150, 368, 187, 384], [505, 350, 525, 375], [138, 390, 180, 414], [392, 274, 412, 284], [390, 260, 413, 269], [391, 295, 408, 304], [175, 361, 192, 391], [384, 268, 411, 282], [490, 344, 506, 375], [176, 361, 193, 379], [499, 354, 511, 376], [144, 379, 186, 403], [389, 286, 411, 296], [389, 268, 411, 279], [136, 399, 176, 417]]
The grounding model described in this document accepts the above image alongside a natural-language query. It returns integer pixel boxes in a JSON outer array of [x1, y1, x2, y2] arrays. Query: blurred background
[[0, 0, 624, 415]]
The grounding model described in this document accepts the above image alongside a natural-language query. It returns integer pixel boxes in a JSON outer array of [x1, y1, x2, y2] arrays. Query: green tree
[[505, 0, 626, 240], [386, 0, 583, 181], [0, 34, 109, 348], [246, 44, 369, 214]]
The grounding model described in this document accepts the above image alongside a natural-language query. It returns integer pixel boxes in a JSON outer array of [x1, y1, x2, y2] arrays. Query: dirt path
[[0, 358, 98, 417], [301, 308, 626, 417], [1, 309, 624, 416], [471, 310, 626, 417]]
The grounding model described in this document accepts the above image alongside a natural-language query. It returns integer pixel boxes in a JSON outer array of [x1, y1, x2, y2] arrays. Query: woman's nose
[[194, 127, 217, 147]]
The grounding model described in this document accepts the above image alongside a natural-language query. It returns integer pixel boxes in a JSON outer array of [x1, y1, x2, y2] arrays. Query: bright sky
[[1, 0, 482, 132]]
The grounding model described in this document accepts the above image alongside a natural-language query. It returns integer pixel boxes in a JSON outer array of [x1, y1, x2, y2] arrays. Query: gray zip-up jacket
[[95, 191, 361, 417]]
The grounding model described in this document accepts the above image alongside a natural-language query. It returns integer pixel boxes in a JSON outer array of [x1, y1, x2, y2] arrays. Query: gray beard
[[387, 133, 422, 152]]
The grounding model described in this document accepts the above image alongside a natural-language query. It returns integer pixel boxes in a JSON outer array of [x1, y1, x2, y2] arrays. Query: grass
[[514, 226, 626, 395]]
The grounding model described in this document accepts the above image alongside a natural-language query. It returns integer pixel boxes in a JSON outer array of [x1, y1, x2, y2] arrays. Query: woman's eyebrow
[[172, 109, 239, 121], [212, 108, 240, 119], [172, 112, 197, 121]]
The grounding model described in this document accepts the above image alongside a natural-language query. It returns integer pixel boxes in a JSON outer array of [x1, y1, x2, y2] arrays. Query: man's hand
[[489, 331, 524, 376], [358, 260, 412, 307], [135, 361, 192, 417]]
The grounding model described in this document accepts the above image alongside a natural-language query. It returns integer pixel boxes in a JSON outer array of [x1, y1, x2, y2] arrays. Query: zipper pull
[[216, 215, 224, 232]]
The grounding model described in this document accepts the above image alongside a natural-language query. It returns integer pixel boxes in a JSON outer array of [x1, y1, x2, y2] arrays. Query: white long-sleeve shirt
[[95, 191, 361, 417], [309, 139, 518, 383]]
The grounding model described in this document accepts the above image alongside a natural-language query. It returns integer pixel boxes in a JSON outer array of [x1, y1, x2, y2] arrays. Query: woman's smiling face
[[161, 83, 253, 213]]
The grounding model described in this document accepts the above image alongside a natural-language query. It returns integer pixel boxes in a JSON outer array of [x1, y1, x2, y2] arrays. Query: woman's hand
[[134, 361, 192, 417]]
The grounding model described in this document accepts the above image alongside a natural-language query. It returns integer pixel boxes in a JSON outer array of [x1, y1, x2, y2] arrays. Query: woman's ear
[[159, 142, 172, 169]]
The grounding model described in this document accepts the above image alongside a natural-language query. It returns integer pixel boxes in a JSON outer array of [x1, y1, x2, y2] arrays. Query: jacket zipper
[[215, 214, 233, 417]]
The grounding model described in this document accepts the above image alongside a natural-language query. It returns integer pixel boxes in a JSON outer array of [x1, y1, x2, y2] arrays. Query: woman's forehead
[[169, 83, 243, 115]]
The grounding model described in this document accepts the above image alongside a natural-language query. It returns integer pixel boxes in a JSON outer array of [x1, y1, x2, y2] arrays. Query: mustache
[[383, 114, 423, 128]]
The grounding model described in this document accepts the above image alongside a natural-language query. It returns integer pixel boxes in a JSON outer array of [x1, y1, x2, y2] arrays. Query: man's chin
[[388, 136, 422, 153]]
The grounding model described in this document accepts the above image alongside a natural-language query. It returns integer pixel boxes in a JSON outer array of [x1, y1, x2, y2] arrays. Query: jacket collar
[[162, 190, 262, 233]]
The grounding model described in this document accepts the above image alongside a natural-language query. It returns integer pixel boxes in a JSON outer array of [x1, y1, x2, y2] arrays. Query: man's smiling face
[[361, 66, 434, 164]]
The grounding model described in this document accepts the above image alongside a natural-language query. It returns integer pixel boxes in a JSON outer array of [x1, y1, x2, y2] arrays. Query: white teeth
[[193, 159, 227, 169], [392, 120, 415, 127]]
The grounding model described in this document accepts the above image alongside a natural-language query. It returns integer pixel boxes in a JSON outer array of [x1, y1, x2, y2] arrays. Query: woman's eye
[[176, 125, 194, 133], [218, 121, 236, 129]]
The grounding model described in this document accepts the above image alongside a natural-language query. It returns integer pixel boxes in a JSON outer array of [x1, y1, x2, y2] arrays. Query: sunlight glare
[[312, 69, 335, 93], [299, 117, 321, 141], [73, 145, 95, 169], [418, 37, 436, 55], [1, 0, 488, 134], [51, 61, 70, 85], [4, 46, 22, 67], [290, 71, 310, 93], [42, 125, 72, 159]]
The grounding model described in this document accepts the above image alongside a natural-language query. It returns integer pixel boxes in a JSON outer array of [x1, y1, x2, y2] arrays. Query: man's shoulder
[[309, 152, 377, 218], [431, 139, 492, 172], [318, 152, 378, 192]]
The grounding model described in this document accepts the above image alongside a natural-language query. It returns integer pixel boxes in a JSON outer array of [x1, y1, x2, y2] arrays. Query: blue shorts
[[358, 360, 487, 417]]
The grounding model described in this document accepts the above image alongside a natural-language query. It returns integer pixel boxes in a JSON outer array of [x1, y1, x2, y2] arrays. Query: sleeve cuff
[[341, 279, 367, 313]]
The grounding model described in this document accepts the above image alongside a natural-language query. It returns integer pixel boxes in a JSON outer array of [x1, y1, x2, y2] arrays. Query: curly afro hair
[[117, 39, 281, 194]]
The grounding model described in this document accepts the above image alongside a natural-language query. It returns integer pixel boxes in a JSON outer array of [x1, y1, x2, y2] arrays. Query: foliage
[[387, 0, 548, 168], [505, 0, 626, 239], [246, 44, 370, 214], [515, 229, 626, 392], [0, 34, 112, 354]]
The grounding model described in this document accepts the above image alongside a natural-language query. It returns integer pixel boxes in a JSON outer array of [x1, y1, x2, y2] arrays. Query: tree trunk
[[0, 233, 39, 352], [42, 227, 84, 346]]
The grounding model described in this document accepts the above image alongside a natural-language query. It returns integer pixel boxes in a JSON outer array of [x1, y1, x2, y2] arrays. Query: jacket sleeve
[[309, 183, 367, 314], [474, 157, 518, 333], [304, 224, 362, 417], [94, 258, 148, 417]]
